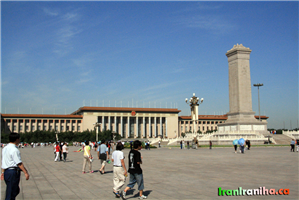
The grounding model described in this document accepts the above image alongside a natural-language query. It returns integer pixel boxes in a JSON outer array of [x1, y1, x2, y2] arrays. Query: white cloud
[[43, 7, 58, 16], [177, 14, 236, 34]]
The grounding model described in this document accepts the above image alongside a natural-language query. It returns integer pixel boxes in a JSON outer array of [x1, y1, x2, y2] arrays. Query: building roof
[[179, 115, 268, 120], [1, 114, 83, 119], [71, 106, 181, 115]]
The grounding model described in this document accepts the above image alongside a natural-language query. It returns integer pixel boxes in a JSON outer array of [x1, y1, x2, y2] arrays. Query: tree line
[[1, 129, 121, 144]]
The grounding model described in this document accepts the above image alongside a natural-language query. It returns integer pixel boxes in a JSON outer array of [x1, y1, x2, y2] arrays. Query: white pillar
[[149, 117, 151, 138], [102, 116, 104, 131], [136, 117, 139, 138], [121, 116, 123, 137], [115, 116, 117, 133], [143, 117, 145, 138], [154, 117, 157, 137], [160, 117, 162, 137], [127, 117, 130, 138], [165, 118, 167, 137], [109, 116, 111, 131]]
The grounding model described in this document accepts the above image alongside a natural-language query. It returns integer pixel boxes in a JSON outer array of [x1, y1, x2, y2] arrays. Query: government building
[[1, 106, 268, 139]]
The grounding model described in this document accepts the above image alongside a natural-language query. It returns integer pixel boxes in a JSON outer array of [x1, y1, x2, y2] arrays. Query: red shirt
[[56, 145, 60, 152]]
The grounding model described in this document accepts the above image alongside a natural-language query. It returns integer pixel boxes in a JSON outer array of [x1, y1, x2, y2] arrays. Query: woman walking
[[62, 142, 68, 162], [82, 141, 94, 174]]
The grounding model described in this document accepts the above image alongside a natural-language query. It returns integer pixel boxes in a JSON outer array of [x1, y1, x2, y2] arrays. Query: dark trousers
[[4, 169, 21, 200], [234, 145, 237, 151], [240, 145, 245, 153], [291, 144, 295, 152], [63, 152, 67, 161]]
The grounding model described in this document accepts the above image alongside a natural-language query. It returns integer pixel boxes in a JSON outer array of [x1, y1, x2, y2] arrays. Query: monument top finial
[[226, 44, 251, 55]]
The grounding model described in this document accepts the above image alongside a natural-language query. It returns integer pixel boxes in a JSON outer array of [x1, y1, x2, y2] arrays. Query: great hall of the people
[[1, 106, 268, 139]]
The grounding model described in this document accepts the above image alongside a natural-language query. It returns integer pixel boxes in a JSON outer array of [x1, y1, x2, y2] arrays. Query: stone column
[[136, 117, 138, 138], [121, 116, 123, 137], [115, 116, 117, 133], [108, 116, 111, 131], [127, 117, 130, 138], [102, 116, 104, 131], [143, 117, 145, 138], [154, 117, 157, 137], [160, 117, 162, 137], [165, 118, 167, 137], [58, 119, 61, 132], [149, 117, 152, 138]]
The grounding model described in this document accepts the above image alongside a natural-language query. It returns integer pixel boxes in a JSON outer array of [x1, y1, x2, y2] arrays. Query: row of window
[[6, 119, 81, 123], [13, 125, 81, 132]]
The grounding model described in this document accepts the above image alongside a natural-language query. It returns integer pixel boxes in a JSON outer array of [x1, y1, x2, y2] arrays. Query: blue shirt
[[97, 144, 108, 154]]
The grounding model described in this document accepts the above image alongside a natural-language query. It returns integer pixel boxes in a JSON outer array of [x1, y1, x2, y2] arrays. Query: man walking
[[1, 132, 30, 200], [112, 142, 128, 198], [122, 140, 147, 199], [98, 140, 109, 174]]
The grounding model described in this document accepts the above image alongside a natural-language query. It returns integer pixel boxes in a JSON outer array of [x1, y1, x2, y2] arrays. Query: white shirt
[[62, 145, 68, 152], [2, 143, 22, 169], [112, 150, 124, 167]]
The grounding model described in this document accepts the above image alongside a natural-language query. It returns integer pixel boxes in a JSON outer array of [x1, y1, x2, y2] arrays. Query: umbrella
[[238, 138, 245, 145], [233, 139, 239, 145]]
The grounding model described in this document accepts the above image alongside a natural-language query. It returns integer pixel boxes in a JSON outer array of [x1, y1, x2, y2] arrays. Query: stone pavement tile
[[41, 194, 62, 200], [1, 146, 298, 200]]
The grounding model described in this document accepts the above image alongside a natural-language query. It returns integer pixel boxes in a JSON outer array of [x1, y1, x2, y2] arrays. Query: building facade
[[1, 106, 268, 139]]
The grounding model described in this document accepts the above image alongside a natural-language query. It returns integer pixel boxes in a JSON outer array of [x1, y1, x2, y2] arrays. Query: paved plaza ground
[[1, 145, 298, 200]]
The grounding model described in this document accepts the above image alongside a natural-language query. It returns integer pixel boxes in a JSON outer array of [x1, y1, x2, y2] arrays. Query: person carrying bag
[[97, 140, 109, 174]]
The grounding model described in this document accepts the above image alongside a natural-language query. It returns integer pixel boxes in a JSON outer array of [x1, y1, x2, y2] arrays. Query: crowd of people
[[2, 132, 299, 200]]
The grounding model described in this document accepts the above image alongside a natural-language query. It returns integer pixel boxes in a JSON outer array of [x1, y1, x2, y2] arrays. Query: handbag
[[99, 153, 107, 160]]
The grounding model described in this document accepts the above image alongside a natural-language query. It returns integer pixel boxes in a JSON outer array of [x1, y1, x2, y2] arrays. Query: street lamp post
[[185, 93, 204, 134], [253, 83, 263, 121], [93, 122, 101, 142]]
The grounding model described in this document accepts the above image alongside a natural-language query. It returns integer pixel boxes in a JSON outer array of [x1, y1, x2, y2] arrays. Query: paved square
[[1, 146, 298, 199]]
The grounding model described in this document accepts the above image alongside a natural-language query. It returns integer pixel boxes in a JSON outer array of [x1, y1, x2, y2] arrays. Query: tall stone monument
[[218, 44, 267, 133]]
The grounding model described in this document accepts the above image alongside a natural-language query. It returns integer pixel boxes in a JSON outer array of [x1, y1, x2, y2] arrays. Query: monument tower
[[218, 44, 267, 133]]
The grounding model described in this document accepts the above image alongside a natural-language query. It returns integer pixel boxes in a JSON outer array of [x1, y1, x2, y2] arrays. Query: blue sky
[[1, 1, 298, 129]]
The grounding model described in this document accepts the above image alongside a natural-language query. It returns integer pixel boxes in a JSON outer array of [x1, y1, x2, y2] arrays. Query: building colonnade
[[96, 116, 167, 139]]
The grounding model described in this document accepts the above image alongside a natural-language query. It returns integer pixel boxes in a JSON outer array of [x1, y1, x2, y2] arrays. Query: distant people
[[240, 143, 245, 154], [296, 139, 299, 152], [187, 141, 190, 149], [148, 141, 150, 150], [98, 140, 109, 174], [158, 141, 161, 148], [54, 142, 61, 162], [59, 142, 63, 161], [111, 143, 127, 198], [1, 133, 30, 200], [234, 144, 238, 153], [107, 142, 111, 155], [245, 140, 251, 150], [182, 140, 185, 149], [247, 140, 251, 150], [195, 140, 198, 149], [130, 142, 133, 150], [209, 141, 212, 150], [290, 139, 295, 152], [122, 140, 147, 199], [62, 142, 68, 162], [82, 141, 94, 173], [145, 141, 148, 150], [180, 141, 182, 149], [53, 143, 57, 159]]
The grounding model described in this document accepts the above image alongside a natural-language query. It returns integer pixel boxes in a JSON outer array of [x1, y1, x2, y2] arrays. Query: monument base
[[218, 111, 268, 134]]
